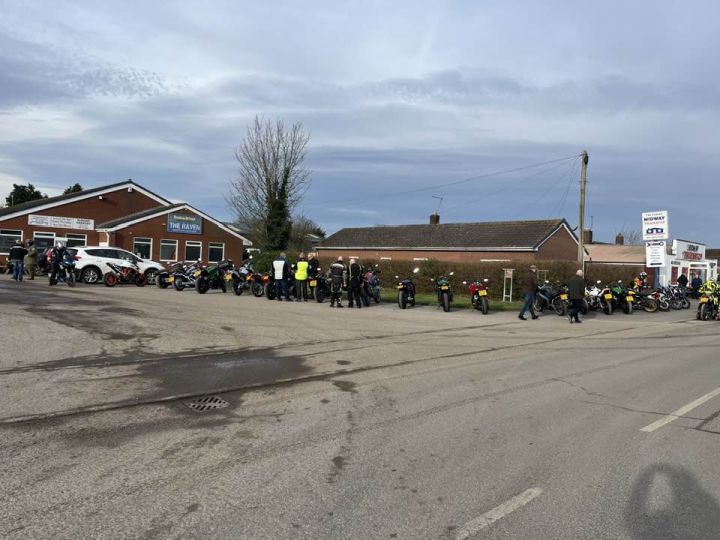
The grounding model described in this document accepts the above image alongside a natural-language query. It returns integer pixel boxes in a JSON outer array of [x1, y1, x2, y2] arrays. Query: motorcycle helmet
[[639, 272, 647, 278], [55, 241, 66, 248]]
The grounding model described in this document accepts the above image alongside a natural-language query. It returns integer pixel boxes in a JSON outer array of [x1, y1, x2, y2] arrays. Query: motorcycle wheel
[[658, 300, 670, 312], [398, 290, 407, 309], [103, 273, 118, 287], [173, 279, 185, 292], [155, 274, 169, 289], [232, 279, 243, 296], [480, 296, 489, 315], [195, 276, 210, 294], [135, 274, 148, 287], [441, 292, 450, 312], [533, 298, 545, 313], [220, 279, 227, 293], [316, 287, 325, 303], [602, 299, 613, 315], [670, 300, 682, 310], [67, 272, 76, 288], [264, 282, 276, 300], [581, 299, 589, 315], [623, 300, 633, 314], [682, 298, 691, 309], [553, 298, 567, 316], [374, 291, 381, 304], [252, 282, 264, 297], [362, 293, 370, 307], [699, 303, 711, 321], [641, 298, 659, 313]]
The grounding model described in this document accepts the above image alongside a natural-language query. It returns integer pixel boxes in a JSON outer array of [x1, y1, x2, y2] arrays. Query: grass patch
[[380, 290, 523, 311]]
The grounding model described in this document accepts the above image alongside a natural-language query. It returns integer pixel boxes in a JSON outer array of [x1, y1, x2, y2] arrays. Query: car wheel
[[82, 266, 101, 284], [144, 269, 157, 285]]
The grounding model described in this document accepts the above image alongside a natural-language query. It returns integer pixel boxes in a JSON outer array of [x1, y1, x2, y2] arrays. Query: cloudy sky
[[1, 1, 718, 243]]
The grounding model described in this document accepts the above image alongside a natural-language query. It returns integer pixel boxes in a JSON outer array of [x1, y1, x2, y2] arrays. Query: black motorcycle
[[361, 266, 382, 306], [196, 259, 233, 294], [312, 269, 330, 303], [264, 270, 296, 300], [170, 262, 202, 291], [155, 262, 186, 289], [396, 268, 419, 309], [533, 280, 568, 316]]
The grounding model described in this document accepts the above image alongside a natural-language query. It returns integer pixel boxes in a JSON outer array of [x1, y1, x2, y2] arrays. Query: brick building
[[317, 216, 580, 262], [0, 180, 251, 265]]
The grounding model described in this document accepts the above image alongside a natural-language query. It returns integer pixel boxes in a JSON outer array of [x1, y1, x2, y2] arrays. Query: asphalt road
[[1, 278, 719, 539]]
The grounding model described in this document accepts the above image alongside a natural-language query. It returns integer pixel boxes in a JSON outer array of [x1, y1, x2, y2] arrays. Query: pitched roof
[[0, 180, 171, 220], [96, 203, 253, 246], [97, 203, 186, 229], [584, 244, 645, 264], [319, 218, 572, 251]]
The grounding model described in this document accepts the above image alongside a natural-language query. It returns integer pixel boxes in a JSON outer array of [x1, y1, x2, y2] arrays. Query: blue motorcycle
[[49, 254, 77, 287]]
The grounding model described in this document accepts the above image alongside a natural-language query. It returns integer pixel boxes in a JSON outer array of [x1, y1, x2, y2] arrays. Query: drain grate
[[184, 396, 229, 412]]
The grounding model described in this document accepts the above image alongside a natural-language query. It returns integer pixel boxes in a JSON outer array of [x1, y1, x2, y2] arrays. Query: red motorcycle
[[465, 278, 490, 314]]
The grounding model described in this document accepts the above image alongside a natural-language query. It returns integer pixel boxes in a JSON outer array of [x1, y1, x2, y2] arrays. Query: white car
[[69, 246, 165, 284]]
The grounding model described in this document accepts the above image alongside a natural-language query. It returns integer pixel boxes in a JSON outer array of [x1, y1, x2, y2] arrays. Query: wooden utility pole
[[578, 150, 589, 264]]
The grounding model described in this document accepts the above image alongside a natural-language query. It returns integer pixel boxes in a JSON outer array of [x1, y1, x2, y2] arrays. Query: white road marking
[[454, 488, 543, 540], [640, 387, 720, 433]]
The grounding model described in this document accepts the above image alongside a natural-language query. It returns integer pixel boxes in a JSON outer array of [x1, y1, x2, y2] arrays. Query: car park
[[71, 246, 164, 284]]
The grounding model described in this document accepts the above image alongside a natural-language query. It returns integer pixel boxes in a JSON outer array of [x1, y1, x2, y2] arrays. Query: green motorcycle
[[195, 259, 234, 294], [434, 272, 455, 312]]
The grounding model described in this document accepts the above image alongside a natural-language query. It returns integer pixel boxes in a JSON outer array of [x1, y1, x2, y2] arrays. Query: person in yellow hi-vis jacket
[[295, 253, 309, 302]]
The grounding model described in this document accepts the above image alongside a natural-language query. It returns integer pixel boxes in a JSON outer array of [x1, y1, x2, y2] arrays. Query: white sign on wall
[[642, 211, 669, 241], [673, 239, 706, 261], [28, 214, 95, 231], [646, 240, 666, 267]]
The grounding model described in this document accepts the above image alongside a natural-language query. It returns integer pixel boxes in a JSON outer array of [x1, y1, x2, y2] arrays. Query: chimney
[[615, 233, 625, 245], [583, 229, 593, 244], [429, 213, 440, 225]]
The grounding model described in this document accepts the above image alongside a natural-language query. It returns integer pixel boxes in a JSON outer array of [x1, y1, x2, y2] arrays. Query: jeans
[[275, 279, 289, 300], [519, 292, 536, 318], [568, 298, 583, 321], [11, 261, 24, 281], [295, 279, 308, 300], [678, 286, 687, 300]]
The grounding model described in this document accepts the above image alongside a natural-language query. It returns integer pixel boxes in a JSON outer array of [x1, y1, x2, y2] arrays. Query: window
[[160, 239, 178, 262], [0, 229, 22, 254], [66, 233, 87, 248], [33, 231, 56, 251], [133, 237, 152, 259], [208, 242, 225, 263], [185, 241, 202, 262], [116, 249, 139, 263], [86, 248, 110, 257]]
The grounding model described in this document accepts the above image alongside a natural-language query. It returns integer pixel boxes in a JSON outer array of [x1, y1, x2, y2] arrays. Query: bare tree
[[289, 214, 325, 252], [616, 227, 643, 245], [226, 117, 311, 251]]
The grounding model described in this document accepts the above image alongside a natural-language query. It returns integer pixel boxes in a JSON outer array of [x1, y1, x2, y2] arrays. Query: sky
[[1, 1, 718, 244]]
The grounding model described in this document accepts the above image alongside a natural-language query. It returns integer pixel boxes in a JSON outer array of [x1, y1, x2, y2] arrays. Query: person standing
[[295, 253, 309, 302], [347, 258, 362, 309], [518, 265, 539, 320], [329, 256, 346, 308], [8, 240, 27, 282], [24, 240, 38, 280], [307, 253, 319, 299], [676, 272, 688, 300], [272, 252, 291, 301], [49, 241, 67, 285], [567, 269, 586, 324], [691, 272, 703, 299]]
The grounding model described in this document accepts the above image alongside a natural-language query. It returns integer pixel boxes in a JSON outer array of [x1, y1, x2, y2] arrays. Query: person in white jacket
[[272, 252, 291, 301]]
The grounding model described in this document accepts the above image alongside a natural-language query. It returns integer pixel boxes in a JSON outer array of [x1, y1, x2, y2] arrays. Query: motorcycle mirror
[[413, 268, 420, 274]]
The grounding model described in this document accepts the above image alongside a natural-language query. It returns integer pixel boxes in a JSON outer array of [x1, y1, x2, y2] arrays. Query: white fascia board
[[98, 204, 253, 246], [0, 183, 169, 222], [316, 246, 533, 252]]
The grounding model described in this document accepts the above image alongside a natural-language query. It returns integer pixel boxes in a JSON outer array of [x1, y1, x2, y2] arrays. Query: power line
[[510, 157, 580, 220], [300, 154, 581, 208], [553, 157, 581, 219], [444, 158, 576, 212]]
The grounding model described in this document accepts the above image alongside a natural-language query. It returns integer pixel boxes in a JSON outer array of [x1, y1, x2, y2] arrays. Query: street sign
[[646, 240, 666, 267], [642, 211, 669, 241], [167, 213, 202, 234]]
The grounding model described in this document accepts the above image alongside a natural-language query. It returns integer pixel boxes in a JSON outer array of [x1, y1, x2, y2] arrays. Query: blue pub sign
[[167, 213, 202, 234]]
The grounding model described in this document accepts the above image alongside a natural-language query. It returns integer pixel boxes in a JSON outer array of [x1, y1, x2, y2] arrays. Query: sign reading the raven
[[167, 213, 202, 234]]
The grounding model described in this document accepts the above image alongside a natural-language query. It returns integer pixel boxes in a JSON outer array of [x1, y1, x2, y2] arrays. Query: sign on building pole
[[642, 211, 669, 286], [645, 240, 666, 268], [503, 268, 514, 302]]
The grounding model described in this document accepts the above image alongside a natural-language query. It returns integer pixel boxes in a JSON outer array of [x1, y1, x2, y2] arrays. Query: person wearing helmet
[[634, 272, 648, 291], [49, 241, 67, 286]]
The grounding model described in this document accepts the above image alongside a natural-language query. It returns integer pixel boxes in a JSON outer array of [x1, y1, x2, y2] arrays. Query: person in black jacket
[[329, 256, 346, 308], [307, 253, 320, 299], [677, 272, 689, 300], [347, 258, 363, 309], [49, 241, 67, 286], [8, 240, 28, 282], [566, 269, 586, 324]]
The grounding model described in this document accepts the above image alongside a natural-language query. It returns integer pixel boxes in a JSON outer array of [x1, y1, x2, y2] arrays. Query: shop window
[[185, 241, 202, 262], [160, 239, 178, 262], [208, 242, 225, 263], [33, 231, 56, 251], [0, 229, 22, 254], [66, 233, 87, 248], [133, 237, 152, 259]]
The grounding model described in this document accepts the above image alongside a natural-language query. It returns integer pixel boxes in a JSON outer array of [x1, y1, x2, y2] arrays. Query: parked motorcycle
[[236, 261, 264, 297], [155, 262, 186, 289], [196, 259, 233, 294], [396, 268, 419, 309], [361, 265, 382, 306], [169, 262, 202, 291], [433, 272, 455, 312], [311, 268, 330, 303], [264, 270, 296, 300], [587, 280, 613, 315], [696, 291, 718, 321], [48, 253, 77, 287], [103, 260, 146, 287], [465, 278, 490, 314], [534, 280, 568, 316], [610, 281, 634, 314], [632, 290, 660, 313]]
